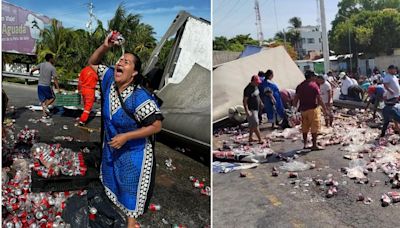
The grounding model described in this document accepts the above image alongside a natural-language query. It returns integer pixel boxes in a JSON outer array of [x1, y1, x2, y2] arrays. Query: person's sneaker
[[78, 121, 85, 126]]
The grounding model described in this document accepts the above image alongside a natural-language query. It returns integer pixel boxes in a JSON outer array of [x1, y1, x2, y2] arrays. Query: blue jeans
[[381, 104, 400, 136]]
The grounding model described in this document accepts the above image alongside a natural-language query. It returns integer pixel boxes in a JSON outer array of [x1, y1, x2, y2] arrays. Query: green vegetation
[[329, 0, 400, 63], [213, 33, 297, 60], [2, 4, 175, 84], [213, 34, 258, 52]]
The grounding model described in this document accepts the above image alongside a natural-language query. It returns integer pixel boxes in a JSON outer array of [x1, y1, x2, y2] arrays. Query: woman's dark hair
[[45, 53, 53, 61], [130, 53, 144, 86], [265, 69, 273, 79]]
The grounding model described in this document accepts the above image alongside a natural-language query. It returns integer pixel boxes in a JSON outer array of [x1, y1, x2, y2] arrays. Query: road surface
[[213, 122, 399, 228]]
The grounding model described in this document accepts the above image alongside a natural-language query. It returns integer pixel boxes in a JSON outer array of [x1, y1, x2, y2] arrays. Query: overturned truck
[[144, 11, 211, 150]]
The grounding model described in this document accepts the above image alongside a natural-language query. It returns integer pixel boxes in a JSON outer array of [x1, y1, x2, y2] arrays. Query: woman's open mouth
[[116, 67, 123, 77]]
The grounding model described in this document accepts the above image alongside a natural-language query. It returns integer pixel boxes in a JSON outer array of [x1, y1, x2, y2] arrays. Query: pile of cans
[[2, 165, 88, 227], [17, 125, 39, 145], [189, 176, 210, 196], [31, 143, 87, 178]]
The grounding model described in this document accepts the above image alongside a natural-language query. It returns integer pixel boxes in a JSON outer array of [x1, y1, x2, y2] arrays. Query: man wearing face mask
[[89, 31, 164, 228]]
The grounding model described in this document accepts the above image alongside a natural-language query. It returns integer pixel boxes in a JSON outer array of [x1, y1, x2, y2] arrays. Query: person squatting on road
[[243, 75, 264, 144], [366, 82, 385, 120], [30, 53, 60, 118], [89, 31, 163, 228], [77, 66, 98, 125], [293, 70, 327, 150]]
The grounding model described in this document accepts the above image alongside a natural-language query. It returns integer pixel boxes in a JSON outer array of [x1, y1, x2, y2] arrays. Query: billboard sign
[[2, 1, 52, 55]]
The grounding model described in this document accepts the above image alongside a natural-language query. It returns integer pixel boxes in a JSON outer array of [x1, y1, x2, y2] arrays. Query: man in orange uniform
[[78, 66, 98, 125]]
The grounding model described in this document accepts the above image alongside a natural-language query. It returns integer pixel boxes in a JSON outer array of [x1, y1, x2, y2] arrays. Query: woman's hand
[[109, 133, 128, 149], [103, 30, 120, 48]]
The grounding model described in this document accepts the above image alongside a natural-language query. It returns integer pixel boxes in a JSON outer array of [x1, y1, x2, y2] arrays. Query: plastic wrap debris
[[279, 161, 312, 172], [28, 117, 55, 126], [53, 136, 75, 142], [31, 143, 87, 178], [213, 147, 274, 163], [344, 144, 374, 154], [25, 105, 44, 111], [346, 159, 367, 179], [165, 158, 176, 171], [270, 127, 300, 139], [213, 161, 258, 173]]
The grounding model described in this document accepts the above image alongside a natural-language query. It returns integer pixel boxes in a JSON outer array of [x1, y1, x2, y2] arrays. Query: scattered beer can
[[148, 203, 161, 212]]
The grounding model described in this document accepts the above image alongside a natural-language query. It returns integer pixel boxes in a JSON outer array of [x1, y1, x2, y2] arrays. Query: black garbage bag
[[62, 182, 126, 228], [87, 182, 126, 228], [62, 194, 89, 228]]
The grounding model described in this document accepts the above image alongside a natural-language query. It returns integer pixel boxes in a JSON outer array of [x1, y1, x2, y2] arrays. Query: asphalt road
[[213, 123, 400, 228], [2, 82, 210, 227]]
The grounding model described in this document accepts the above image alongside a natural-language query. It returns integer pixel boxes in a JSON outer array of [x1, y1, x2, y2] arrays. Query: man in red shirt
[[78, 66, 98, 125], [293, 70, 327, 150]]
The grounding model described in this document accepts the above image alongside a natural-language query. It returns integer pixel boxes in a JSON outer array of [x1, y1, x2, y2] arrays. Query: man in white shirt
[[339, 72, 353, 99], [383, 65, 400, 102], [317, 75, 333, 127]]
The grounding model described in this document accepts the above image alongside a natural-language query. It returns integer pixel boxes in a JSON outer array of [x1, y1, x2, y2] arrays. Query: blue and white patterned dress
[[97, 65, 163, 218]]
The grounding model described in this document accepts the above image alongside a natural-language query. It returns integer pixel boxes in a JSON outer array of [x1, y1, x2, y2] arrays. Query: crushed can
[[148, 203, 161, 212], [194, 181, 205, 188]]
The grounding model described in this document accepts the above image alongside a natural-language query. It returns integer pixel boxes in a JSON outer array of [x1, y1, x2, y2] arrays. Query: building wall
[[374, 55, 400, 71], [299, 26, 323, 56]]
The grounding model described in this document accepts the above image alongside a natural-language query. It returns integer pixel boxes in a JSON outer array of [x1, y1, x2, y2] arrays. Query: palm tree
[[288, 17, 302, 29], [106, 4, 157, 65], [287, 17, 302, 57]]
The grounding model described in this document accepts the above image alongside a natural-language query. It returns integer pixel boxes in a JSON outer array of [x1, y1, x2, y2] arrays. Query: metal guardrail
[[2, 71, 39, 81], [2, 71, 99, 88]]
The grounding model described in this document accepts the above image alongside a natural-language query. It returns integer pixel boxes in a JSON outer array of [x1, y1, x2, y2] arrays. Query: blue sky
[[6, 0, 211, 39], [214, 0, 340, 39]]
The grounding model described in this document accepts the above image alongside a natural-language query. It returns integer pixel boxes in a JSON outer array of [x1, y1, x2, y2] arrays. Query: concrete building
[[298, 26, 323, 59]]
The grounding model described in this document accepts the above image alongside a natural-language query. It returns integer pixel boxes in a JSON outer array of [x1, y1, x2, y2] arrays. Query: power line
[[214, 0, 241, 25], [214, 0, 228, 13], [216, 0, 270, 38], [273, 0, 279, 32]]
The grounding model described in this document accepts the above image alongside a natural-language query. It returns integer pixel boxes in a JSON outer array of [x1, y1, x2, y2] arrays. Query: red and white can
[[148, 203, 161, 212], [89, 207, 97, 220]]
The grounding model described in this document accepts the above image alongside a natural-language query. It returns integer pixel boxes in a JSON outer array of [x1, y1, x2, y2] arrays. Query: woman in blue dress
[[259, 69, 286, 128], [89, 32, 163, 228]]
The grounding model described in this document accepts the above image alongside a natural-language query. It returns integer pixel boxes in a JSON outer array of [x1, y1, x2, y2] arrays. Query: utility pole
[[254, 0, 264, 46], [319, 0, 330, 74], [86, 1, 96, 33]]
